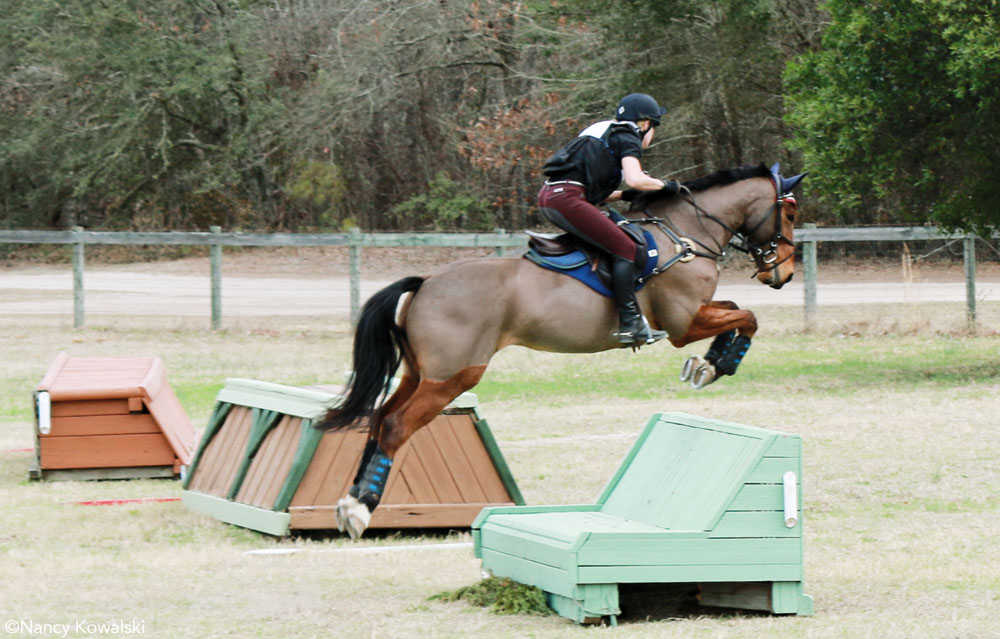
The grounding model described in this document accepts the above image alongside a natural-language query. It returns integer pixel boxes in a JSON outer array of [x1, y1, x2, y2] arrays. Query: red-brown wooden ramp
[[32, 352, 195, 480], [182, 378, 523, 536]]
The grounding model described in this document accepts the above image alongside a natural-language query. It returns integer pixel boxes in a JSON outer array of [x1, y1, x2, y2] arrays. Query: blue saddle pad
[[525, 231, 659, 297]]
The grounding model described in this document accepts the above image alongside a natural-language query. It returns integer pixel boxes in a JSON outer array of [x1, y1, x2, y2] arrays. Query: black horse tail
[[315, 276, 425, 432]]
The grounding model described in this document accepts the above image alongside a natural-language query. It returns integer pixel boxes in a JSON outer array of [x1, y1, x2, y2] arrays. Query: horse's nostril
[[787, 273, 794, 282]]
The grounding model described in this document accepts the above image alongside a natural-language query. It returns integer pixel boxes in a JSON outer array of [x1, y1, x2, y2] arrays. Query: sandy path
[[2, 265, 997, 319]]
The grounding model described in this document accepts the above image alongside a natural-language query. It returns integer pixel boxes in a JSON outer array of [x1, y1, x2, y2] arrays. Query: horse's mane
[[631, 163, 771, 209]]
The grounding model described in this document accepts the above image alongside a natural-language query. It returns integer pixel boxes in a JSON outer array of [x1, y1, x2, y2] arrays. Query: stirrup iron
[[616, 315, 667, 345]]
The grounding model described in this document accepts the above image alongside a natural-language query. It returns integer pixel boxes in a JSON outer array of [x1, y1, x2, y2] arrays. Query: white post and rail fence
[[0, 226, 990, 330]]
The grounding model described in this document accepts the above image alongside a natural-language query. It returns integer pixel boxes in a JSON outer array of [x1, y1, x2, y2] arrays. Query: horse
[[318, 162, 806, 539]]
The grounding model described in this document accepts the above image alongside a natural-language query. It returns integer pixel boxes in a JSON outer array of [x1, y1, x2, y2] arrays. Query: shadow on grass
[[616, 583, 772, 625]]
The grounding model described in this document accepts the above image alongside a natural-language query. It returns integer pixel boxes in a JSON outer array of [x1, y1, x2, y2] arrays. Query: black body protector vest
[[542, 120, 643, 204]]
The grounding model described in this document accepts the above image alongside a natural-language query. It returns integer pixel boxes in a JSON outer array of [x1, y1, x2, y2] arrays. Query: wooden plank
[[286, 505, 339, 529], [413, 420, 465, 501], [273, 419, 325, 512], [192, 407, 247, 495], [398, 433, 446, 503], [472, 504, 601, 533], [35, 465, 176, 481], [43, 414, 160, 437], [316, 430, 367, 502], [288, 502, 506, 529], [745, 457, 800, 484], [235, 415, 287, 506], [288, 430, 354, 507], [36, 352, 70, 390], [236, 415, 301, 509], [576, 537, 801, 567], [479, 525, 576, 570], [578, 563, 803, 584], [224, 407, 283, 500], [209, 407, 256, 495], [764, 434, 801, 458], [481, 511, 668, 543], [728, 484, 783, 511], [547, 587, 621, 625], [600, 417, 769, 530], [41, 356, 154, 399], [427, 416, 488, 502], [183, 401, 233, 488], [217, 378, 335, 420], [479, 548, 578, 600], [771, 581, 814, 615], [187, 407, 253, 496], [143, 378, 195, 465], [182, 490, 291, 536], [40, 433, 176, 469], [50, 399, 131, 418], [452, 415, 513, 503], [710, 511, 800, 538], [370, 503, 495, 528], [255, 415, 303, 507]]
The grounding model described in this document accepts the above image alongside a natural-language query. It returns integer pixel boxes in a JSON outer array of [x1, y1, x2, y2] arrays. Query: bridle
[[728, 177, 796, 278], [626, 174, 795, 282]]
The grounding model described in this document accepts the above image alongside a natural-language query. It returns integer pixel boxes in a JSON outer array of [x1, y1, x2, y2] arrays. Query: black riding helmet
[[615, 93, 668, 127]]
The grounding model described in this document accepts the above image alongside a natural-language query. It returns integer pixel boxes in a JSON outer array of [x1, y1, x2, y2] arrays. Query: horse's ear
[[781, 172, 808, 194]]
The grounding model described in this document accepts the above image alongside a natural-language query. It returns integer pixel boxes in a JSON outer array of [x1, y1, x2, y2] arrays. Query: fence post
[[494, 229, 507, 257], [72, 226, 85, 329], [210, 226, 222, 331], [964, 234, 977, 330], [349, 227, 362, 326], [802, 223, 818, 330]]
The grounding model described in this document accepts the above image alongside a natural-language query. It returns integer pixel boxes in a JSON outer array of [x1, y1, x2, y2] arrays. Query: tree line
[[2, 0, 997, 233]]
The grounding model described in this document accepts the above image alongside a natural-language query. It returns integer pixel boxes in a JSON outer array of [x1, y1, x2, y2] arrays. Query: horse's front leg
[[671, 301, 758, 389]]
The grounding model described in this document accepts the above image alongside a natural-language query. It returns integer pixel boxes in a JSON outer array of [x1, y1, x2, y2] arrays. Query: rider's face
[[641, 124, 655, 149]]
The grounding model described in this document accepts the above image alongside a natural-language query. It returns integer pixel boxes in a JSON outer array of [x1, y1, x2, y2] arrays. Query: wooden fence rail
[[0, 226, 988, 330]]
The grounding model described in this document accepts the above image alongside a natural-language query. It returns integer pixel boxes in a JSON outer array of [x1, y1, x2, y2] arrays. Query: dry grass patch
[[1, 300, 999, 637]]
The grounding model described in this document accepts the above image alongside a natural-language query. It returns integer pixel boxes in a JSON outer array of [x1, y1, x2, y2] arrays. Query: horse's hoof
[[680, 356, 704, 382], [335, 495, 371, 540], [692, 363, 717, 389]]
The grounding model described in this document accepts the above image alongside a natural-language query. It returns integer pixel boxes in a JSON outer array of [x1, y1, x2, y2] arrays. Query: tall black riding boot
[[612, 256, 667, 346]]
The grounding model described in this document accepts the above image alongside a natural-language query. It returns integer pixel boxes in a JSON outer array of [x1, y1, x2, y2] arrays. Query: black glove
[[660, 180, 680, 196], [620, 189, 642, 201]]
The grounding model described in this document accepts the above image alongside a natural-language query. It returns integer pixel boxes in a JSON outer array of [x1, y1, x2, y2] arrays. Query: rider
[[538, 93, 670, 346]]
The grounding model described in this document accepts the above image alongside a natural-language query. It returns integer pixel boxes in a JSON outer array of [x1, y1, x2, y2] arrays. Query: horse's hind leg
[[336, 366, 486, 539], [335, 373, 419, 535]]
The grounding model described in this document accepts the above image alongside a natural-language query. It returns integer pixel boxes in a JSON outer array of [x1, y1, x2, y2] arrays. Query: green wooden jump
[[472, 412, 813, 625]]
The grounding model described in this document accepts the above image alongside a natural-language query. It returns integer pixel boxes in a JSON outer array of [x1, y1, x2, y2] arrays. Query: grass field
[[1, 304, 999, 638]]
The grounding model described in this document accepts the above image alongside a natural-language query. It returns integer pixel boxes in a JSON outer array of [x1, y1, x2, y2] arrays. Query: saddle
[[523, 210, 659, 297]]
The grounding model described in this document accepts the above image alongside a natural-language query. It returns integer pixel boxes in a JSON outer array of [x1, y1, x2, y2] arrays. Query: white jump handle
[[37, 391, 52, 435]]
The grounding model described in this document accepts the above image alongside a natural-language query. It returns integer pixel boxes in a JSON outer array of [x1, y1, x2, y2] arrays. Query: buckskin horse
[[318, 162, 806, 539]]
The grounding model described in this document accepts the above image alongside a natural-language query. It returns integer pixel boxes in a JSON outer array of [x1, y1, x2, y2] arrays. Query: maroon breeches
[[537, 183, 636, 262]]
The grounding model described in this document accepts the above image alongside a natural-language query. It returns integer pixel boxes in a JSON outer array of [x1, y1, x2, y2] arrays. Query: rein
[[628, 176, 792, 281]]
